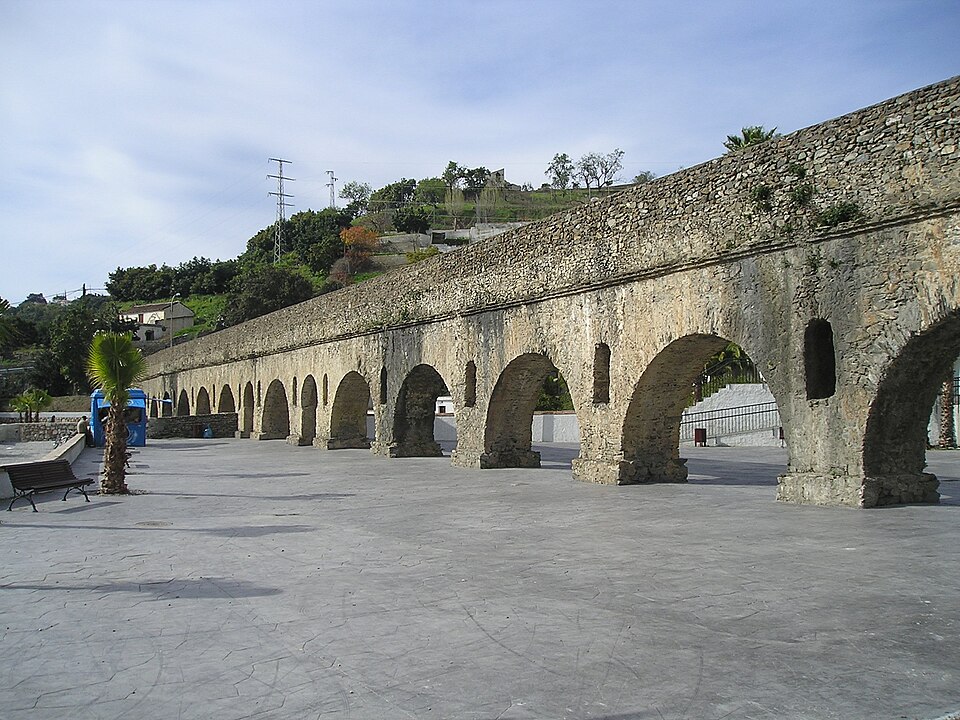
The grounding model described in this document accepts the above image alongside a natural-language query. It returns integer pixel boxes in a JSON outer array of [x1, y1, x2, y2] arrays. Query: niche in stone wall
[[464, 361, 477, 407], [379, 367, 388, 404], [804, 318, 836, 400], [322, 374, 329, 406], [593, 343, 611, 404]]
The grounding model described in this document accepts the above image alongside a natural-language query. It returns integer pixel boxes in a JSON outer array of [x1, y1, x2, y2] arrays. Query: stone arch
[[162, 391, 172, 417], [482, 353, 573, 468], [241, 381, 255, 435], [261, 379, 290, 439], [620, 334, 733, 484], [299, 374, 318, 445], [195, 387, 211, 415], [328, 371, 372, 449], [861, 311, 960, 506], [391, 364, 451, 457], [218, 385, 236, 413], [177, 389, 190, 416]]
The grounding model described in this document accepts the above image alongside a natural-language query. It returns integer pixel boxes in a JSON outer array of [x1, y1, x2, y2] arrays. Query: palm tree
[[86, 333, 147, 495], [0, 297, 16, 347], [724, 126, 780, 152], [23, 388, 53, 421], [10, 393, 29, 423]]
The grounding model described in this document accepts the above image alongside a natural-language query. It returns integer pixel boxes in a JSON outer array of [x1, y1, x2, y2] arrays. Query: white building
[[120, 301, 195, 344]]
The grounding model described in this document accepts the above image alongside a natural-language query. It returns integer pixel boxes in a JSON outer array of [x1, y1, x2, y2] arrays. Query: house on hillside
[[120, 301, 194, 345]]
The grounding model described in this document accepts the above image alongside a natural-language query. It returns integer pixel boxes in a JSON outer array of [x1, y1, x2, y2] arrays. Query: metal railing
[[679, 401, 781, 442]]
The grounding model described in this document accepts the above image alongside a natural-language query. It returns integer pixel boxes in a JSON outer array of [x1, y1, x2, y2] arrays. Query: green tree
[[86, 333, 147, 495], [576, 149, 624, 191], [224, 265, 315, 326], [537, 370, 574, 411], [49, 297, 135, 394], [338, 181, 372, 216], [633, 170, 657, 185], [238, 209, 352, 275], [106, 264, 175, 301], [723, 126, 780, 152], [369, 178, 417, 212], [415, 177, 446, 205], [545, 153, 575, 191], [462, 167, 490, 192], [18, 387, 52, 422], [393, 205, 432, 234], [442, 161, 465, 190], [0, 298, 17, 350]]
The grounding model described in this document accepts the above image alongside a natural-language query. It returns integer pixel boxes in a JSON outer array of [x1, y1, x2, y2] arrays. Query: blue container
[[90, 388, 148, 447]]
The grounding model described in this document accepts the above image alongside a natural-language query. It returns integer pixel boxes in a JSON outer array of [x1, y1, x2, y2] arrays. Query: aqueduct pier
[[143, 77, 960, 508]]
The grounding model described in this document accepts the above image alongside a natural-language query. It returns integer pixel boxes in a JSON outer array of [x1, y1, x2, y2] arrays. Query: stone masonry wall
[[148, 413, 238, 439], [145, 76, 960, 380], [20, 422, 81, 442]]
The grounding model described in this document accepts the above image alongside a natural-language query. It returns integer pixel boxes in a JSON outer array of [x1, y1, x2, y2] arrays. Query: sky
[[1, 0, 958, 305]]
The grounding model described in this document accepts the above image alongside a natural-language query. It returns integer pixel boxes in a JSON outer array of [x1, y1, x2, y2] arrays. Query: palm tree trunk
[[101, 404, 129, 494], [940, 375, 956, 448]]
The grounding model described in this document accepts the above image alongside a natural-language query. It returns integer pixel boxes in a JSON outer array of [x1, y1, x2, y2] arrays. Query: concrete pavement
[[0, 439, 958, 719]]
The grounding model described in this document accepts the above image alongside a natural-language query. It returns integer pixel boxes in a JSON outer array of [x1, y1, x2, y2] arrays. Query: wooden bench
[[3, 459, 95, 512]]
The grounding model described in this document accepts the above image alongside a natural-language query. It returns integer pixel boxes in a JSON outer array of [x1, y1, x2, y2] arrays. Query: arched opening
[[261, 379, 290, 440], [161, 391, 172, 417], [862, 312, 960, 505], [391, 364, 451, 457], [379, 366, 388, 404], [322, 373, 329, 406], [464, 361, 477, 407], [804, 319, 836, 400], [241, 382, 254, 435], [329, 371, 373, 449], [622, 334, 780, 484], [593, 343, 611, 404], [482, 353, 576, 468], [218, 385, 236, 413], [176, 389, 190, 416], [300, 374, 318, 445], [195, 387, 211, 415], [149, 398, 159, 418]]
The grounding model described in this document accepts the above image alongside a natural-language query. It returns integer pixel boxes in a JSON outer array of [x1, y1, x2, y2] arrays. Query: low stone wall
[[148, 413, 238, 439], [8, 422, 80, 442]]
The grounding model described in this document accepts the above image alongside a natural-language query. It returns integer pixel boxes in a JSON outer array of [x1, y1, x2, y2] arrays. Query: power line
[[267, 158, 295, 264]]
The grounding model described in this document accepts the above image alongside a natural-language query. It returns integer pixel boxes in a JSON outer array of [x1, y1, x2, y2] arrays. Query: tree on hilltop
[[576, 149, 625, 192], [545, 153, 575, 191]]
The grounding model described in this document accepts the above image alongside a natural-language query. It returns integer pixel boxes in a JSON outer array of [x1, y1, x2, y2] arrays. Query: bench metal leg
[[7, 493, 38, 512], [62, 486, 91, 503]]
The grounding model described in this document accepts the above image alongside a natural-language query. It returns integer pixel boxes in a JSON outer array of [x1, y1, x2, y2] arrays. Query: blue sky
[[1, 0, 958, 304]]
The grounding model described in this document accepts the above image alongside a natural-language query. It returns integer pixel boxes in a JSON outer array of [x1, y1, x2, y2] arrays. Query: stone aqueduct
[[143, 77, 960, 508]]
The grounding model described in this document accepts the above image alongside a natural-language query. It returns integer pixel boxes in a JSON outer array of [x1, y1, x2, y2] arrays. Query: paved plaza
[[1, 439, 958, 719]]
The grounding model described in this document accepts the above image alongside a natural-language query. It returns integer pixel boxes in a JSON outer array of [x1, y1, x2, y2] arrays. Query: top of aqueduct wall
[[147, 76, 960, 379]]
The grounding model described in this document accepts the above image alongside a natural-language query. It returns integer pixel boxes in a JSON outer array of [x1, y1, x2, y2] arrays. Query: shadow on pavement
[[0, 576, 281, 599]]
